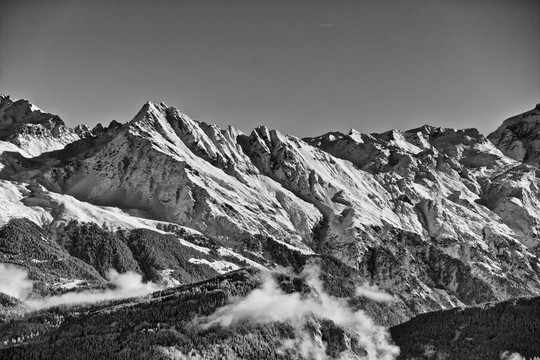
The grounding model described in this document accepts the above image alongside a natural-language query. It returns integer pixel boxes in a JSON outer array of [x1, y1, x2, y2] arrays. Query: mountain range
[[1, 94, 539, 359]]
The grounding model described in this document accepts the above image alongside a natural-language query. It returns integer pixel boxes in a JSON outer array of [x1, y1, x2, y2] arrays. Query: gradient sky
[[1, 0, 539, 137]]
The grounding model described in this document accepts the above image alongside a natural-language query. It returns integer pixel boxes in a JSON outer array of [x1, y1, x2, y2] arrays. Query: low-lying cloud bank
[[200, 262, 400, 360], [0, 263, 162, 310], [27, 270, 163, 310], [1, 262, 399, 359]]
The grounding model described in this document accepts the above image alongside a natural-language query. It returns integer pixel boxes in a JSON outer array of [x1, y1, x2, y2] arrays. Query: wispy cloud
[[355, 283, 394, 302], [318, 22, 356, 28], [0, 263, 162, 310], [27, 270, 163, 310], [199, 262, 399, 359], [0, 263, 33, 299]]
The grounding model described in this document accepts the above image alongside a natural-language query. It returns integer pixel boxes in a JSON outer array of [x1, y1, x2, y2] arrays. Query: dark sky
[[1, 0, 539, 137]]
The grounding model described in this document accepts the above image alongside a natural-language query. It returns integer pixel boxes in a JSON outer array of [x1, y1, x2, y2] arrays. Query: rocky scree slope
[[1, 96, 540, 319]]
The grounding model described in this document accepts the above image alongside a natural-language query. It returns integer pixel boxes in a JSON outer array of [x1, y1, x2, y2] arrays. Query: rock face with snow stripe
[[7, 101, 320, 249], [304, 123, 540, 251], [163, 106, 257, 176], [303, 124, 525, 248], [241, 126, 414, 262], [303, 121, 540, 304]]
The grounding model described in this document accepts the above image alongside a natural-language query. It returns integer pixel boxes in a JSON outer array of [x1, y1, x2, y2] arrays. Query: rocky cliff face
[[488, 103, 540, 166], [1, 95, 540, 322]]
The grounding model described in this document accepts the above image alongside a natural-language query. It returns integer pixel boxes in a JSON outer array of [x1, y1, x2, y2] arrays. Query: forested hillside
[[0, 262, 401, 360], [391, 296, 540, 360]]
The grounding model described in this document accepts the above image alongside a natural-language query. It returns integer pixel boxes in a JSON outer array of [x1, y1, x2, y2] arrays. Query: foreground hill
[[391, 295, 540, 360]]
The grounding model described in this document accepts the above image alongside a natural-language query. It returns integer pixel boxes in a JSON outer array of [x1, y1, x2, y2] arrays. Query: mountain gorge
[[1, 94, 540, 359]]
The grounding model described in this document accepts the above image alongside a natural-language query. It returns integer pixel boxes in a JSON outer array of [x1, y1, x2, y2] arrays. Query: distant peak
[[405, 124, 442, 135], [145, 100, 168, 108], [109, 119, 122, 128], [254, 125, 270, 132], [133, 101, 168, 122], [0, 95, 14, 107], [346, 129, 366, 143]]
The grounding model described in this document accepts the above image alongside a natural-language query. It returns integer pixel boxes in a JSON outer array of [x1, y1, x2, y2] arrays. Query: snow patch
[[160, 269, 181, 287], [188, 258, 240, 274], [217, 247, 267, 269], [58, 279, 85, 290], [30, 259, 48, 264], [178, 238, 211, 254]]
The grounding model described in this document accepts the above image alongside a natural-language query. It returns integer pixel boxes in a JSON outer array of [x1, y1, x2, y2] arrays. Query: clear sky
[[1, 0, 539, 137]]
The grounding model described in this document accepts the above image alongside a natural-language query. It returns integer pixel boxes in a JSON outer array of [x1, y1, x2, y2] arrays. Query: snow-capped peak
[[2, 96, 540, 318], [0, 96, 92, 157]]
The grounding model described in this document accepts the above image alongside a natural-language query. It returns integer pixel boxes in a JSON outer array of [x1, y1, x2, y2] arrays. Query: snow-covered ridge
[[0, 95, 91, 157], [1, 95, 540, 318]]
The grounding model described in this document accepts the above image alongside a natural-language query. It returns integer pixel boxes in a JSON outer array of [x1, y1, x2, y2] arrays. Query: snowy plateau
[[1, 94, 540, 359]]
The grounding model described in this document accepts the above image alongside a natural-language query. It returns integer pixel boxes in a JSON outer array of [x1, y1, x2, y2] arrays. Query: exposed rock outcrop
[[488, 103, 540, 166]]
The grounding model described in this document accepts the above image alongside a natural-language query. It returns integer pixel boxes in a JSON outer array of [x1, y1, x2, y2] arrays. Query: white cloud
[[355, 283, 394, 302], [11, 269, 164, 310], [0, 263, 33, 300], [200, 262, 400, 360]]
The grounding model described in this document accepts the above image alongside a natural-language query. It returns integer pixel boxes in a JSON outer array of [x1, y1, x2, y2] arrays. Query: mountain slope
[[2, 102, 320, 250], [303, 124, 540, 304], [1, 95, 540, 327]]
